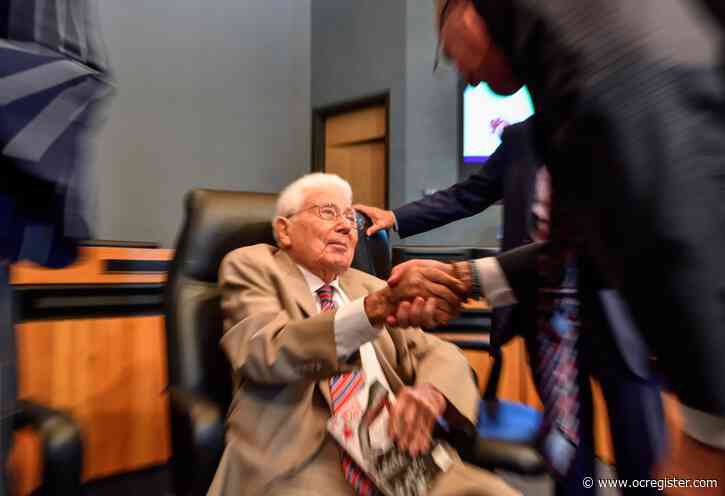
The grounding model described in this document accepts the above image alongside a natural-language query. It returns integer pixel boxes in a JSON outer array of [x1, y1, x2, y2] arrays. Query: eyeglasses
[[289, 203, 358, 225]]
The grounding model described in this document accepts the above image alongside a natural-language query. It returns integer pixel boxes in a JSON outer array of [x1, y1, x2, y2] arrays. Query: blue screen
[[463, 83, 535, 164]]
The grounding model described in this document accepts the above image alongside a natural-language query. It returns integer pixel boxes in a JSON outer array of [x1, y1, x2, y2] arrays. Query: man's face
[[276, 188, 358, 279], [439, 1, 522, 95]]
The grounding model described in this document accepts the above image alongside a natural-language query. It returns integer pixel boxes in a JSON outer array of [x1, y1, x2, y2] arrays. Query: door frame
[[311, 92, 390, 208]]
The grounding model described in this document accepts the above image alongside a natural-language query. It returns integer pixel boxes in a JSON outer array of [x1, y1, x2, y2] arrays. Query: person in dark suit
[[357, 117, 665, 494], [0, 3, 112, 493], [356, 120, 538, 246], [387, 0, 725, 484]]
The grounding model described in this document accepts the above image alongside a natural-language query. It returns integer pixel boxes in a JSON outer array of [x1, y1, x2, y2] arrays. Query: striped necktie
[[316, 285, 378, 496], [534, 250, 581, 477]]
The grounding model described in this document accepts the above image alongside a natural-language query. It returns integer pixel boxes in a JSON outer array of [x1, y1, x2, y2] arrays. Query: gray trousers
[[0, 264, 15, 496]]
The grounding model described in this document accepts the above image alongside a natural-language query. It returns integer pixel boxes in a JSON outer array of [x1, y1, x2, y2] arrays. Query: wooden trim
[[311, 107, 325, 173], [80, 240, 160, 249], [14, 315, 171, 484], [458, 78, 465, 179], [311, 92, 391, 209], [14, 283, 165, 322], [10, 247, 173, 285]]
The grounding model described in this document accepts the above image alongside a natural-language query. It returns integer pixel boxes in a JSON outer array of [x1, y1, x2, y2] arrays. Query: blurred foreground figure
[[428, 0, 725, 485], [0, 2, 113, 493]]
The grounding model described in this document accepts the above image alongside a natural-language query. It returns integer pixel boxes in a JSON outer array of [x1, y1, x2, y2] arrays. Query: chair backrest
[[164, 189, 391, 411], [392, 245, 499, 267]]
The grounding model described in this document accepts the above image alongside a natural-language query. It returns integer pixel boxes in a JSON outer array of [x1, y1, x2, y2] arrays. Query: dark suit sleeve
[[392, 145, 506, 239], [494, 241, 547, 301], [700, 0, 725, 28]]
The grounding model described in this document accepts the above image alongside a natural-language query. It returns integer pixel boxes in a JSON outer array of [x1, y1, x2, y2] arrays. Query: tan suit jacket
[[207, 244, 517, 496]]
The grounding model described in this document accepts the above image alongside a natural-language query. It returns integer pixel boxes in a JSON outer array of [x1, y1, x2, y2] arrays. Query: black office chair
[[164, 189, 392, 496], [165, 189, 544, 496], [12, 399, 83, 495], [435, 318, 546, 475]]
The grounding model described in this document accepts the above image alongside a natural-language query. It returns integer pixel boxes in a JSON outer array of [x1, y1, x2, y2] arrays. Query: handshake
[[363, 259, 475, 329]]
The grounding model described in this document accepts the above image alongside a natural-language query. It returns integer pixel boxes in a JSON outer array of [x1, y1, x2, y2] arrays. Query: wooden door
[[319, 101, 388, 208]]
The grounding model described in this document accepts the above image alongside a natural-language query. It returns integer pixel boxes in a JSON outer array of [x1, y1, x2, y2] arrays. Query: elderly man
[[207, 173, 518, 496]]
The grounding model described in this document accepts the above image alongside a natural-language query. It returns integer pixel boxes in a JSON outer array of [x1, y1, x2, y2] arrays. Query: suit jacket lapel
[[274, 249, 318, 317], [373, 342, 406, 395], [341, 270, 410, 393], [319, 378, 332, 408], [339, 269, 369, 302]]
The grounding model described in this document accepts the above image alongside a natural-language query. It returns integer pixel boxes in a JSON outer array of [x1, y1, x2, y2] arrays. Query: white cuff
[[473, 257, 518, 308], [334, 297, 384, 358], [680, 404, 725, 449], [392, 213, 399, 232]]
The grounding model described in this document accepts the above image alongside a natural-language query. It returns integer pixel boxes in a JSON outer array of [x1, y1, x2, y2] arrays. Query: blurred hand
[[388, 296, 459, 329], [364, 286, 397, 327], [388, 384, 446, 456], [388, 260, 467, 312], [353, 204, 396, 236], [366, 285, 457, 329]]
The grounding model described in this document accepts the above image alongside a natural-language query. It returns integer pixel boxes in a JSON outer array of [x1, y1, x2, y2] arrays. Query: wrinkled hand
[[386, 260, 466, 328], [366, 286, 457, 329], [388, 297, 461, 329], [353, 204, 396, 236], [388, 384, 446, 456]]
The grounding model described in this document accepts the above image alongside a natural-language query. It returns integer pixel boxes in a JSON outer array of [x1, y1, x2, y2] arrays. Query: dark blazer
[[473, 0, 725, 415], [394, 118, 538, 242], [394, 118, 653, 379], [393, 118, 539, 347], [392, 115, 665, 479]]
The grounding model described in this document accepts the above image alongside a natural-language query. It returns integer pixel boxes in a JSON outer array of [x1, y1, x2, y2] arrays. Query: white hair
[[274, 173, 353, 220]]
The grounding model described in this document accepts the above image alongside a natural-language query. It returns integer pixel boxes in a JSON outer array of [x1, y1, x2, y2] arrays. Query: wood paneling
[[326, 142, 386, 208], [462, 338, 534, 403], [8, 246, 174, 494], [323, 102, 388, 209], [14, 316, 171, 484], [449, 335, 680, 464], [325, 105, 386, 146], [9, 428, 41, 496], [11, 247, 172, 285], [652, 395, 725, 496]]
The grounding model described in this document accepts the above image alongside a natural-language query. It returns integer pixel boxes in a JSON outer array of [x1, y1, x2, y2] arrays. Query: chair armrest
[[444, 421, 547, 476], [468, 437, 548, 476], [15, 399, 83, 496], [430, 310, 492, 334], [168, 387, 226, 496], [428, 310, 492, 351]]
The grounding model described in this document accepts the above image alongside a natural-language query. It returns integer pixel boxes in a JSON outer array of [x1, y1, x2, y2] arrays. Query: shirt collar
[[296, 264, 342, 295]]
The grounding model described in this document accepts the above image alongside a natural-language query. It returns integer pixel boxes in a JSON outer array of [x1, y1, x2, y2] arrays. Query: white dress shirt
[[296, 264, 384, 359], [296, 264, 393, 397]]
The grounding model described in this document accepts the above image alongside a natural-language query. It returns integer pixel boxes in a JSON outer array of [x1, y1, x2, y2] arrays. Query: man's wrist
[[452, 261, 483, 299], [364, 288, 392, 327], [451, 261, 473, 297], [389, 211, 399, 232], [421, 383, 447, 417]]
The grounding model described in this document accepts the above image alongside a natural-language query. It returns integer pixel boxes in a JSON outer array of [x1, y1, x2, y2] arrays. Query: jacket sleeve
[[218, 251, 356, 384], [393, 145, 506, 238], [494, 241, 547, 301], [397, 327, 481, 427], [700, 0, 725, 28]]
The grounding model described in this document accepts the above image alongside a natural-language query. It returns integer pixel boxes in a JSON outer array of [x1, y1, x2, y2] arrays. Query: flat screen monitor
[[462, 83, 535, 165]]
